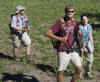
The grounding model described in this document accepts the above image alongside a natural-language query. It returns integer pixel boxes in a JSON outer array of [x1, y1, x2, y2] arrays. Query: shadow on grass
[[36, 64, 57, 75], [36, 64, 73, 76], [1, 73, 39, 82], [97, 70, 100, 72], [0, 52, 13, 60]]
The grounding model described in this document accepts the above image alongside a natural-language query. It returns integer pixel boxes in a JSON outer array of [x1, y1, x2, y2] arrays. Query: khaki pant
[[12, 32, 31, 48], [57, 51, 81, 71], [80, 48, 94, 73]]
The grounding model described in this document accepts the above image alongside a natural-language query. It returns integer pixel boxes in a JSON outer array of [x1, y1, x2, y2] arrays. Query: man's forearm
[[46, 29, 62, 41], [90, 36, 94, 48], [13, 27, 23, 31]]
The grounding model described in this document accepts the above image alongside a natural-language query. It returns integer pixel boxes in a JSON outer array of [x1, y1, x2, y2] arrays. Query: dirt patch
[[0, 61, 100, 82]]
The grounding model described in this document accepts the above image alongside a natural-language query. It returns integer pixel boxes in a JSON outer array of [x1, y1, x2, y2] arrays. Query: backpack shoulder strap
[[72, 18, 78, 32], [72, 18, 76, 25], [60, 18, 65, 29], [80, 25, 83, 32], [11, 14, 19, 23], [16, 15, 19, 23], [72, 18, 77, 26], [88, 24, 91, 31], [60, 18, 64, 22]]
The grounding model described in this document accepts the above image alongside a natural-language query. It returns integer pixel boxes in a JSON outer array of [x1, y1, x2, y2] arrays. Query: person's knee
[[27, 44, 31, 46], [76, 70, 81, 74], [76, 67, 82, 74], [58, 71, 64, 75]]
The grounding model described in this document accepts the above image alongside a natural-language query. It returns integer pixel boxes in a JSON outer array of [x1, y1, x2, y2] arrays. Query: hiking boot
[[79, 75, 84, 79], [14, 57, 20, 61], [26, 55, 33, 61]]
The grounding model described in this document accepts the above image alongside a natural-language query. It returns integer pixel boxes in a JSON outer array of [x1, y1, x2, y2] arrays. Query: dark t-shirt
[[50, 18, 79, 52]]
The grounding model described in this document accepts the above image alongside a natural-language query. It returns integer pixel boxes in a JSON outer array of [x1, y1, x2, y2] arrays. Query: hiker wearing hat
[[10, 5, 32, 61], [46, 4, 82, 82]]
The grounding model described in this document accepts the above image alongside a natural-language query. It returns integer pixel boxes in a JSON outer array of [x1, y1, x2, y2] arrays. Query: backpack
[[9, 14, 19, 38], [52, 18, 65, 49], [52, 18, 78, 49]]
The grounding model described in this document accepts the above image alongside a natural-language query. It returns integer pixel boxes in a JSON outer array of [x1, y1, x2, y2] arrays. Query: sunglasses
[[20, 9, 24, 11], [67, 11, 74, 13]]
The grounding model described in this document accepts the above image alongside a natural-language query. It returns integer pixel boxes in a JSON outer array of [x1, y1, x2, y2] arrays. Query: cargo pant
[[12, 32, 31, 48], [80, 41, 94, 75]]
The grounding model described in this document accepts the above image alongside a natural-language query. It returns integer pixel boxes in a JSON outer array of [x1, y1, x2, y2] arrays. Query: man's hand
[[61, 37, 67, 43], [22, 28, 27, 32]]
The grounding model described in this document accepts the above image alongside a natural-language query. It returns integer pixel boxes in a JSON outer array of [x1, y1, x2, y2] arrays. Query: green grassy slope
[[0, 0, 100, 81]]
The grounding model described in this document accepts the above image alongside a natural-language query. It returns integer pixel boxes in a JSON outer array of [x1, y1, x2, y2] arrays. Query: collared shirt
[[50, 18, 79, 52], [11, 14, 28, 33]]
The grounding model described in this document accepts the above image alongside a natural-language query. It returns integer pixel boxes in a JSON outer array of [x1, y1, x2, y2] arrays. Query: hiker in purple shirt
[[46, 4, 82, 82]]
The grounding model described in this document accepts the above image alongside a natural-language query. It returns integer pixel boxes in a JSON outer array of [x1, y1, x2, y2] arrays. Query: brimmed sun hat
[[16, 5, 25, 13]]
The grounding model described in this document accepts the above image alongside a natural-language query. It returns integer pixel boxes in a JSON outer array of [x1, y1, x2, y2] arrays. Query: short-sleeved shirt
[[79, 24, 92, 45], [50, 18, 79, 52], [11, 14, 28, 33]]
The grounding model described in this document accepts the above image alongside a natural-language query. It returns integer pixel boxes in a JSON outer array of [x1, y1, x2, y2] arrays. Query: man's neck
[[18, 13, 24, 16], [66, 16, 72, 21]]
